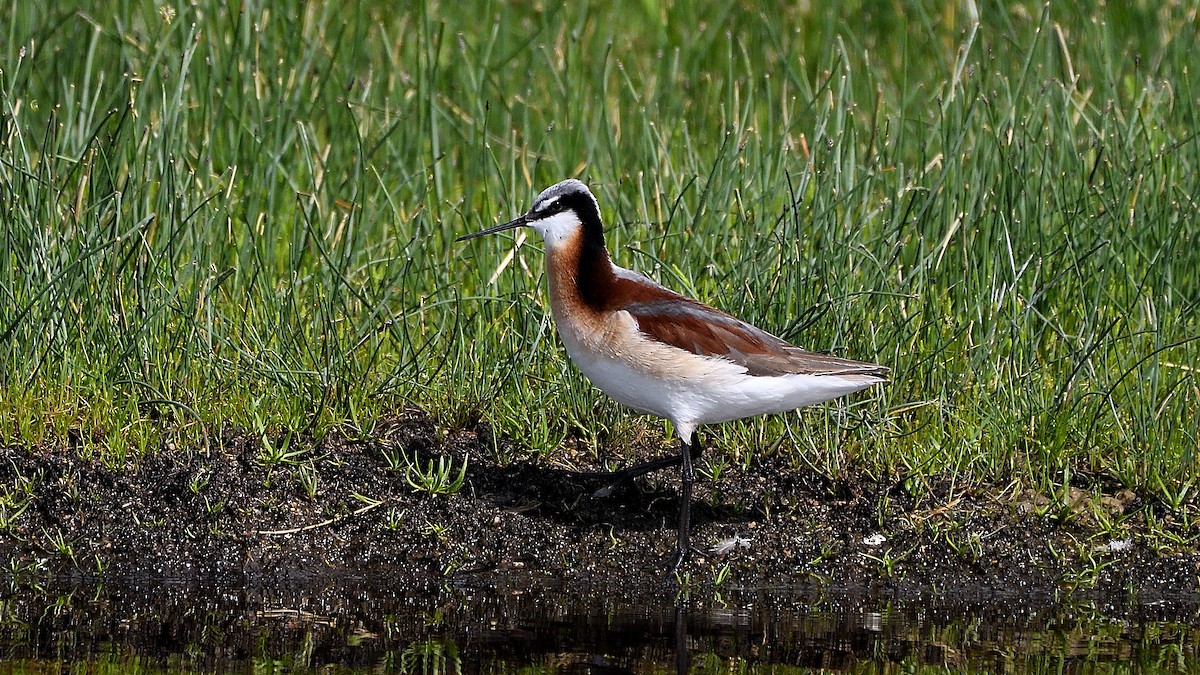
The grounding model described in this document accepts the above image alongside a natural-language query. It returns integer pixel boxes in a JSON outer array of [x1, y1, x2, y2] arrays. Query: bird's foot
[[664, 545, 709, 573]]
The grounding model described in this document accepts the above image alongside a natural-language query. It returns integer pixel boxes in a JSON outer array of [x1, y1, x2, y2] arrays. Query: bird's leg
[[674, 592, 690, 672], [669, 432, 697, 571], [587, 440, 703, 498]]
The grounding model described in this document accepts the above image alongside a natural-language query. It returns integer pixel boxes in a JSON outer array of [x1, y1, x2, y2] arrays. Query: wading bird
[[458, 179, 887, 568]]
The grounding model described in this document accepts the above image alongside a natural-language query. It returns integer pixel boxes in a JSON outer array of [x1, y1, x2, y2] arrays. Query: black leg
[[671, 432, 696, 570], [674, 592, 689, 673], [586, 439, 703, 498]]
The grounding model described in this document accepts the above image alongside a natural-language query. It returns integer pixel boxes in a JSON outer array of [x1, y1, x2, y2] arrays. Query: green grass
[[1, 1, 1197, 502]]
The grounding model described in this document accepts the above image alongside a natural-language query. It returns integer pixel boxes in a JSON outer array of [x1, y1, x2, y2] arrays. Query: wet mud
[[1, 414, 1197, 597]]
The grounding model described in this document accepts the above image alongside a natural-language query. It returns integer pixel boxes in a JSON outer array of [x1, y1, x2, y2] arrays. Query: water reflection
[[0, 576, 1197, 672]]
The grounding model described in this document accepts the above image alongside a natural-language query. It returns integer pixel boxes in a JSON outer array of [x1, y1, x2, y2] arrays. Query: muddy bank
[[1, 414, 1196, 596]]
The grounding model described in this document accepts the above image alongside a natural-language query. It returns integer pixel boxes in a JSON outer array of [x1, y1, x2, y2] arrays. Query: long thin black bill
[[456, 215, 528, 242]]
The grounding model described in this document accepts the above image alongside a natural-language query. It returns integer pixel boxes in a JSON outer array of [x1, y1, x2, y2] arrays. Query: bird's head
[[457, 179, 603, 250]]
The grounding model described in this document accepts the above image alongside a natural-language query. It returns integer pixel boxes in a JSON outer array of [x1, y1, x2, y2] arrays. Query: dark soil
[[1, 412, 1197, 596]]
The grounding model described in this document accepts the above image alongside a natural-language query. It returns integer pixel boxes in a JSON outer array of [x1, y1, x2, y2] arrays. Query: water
[[1, 577, 1196, 672]]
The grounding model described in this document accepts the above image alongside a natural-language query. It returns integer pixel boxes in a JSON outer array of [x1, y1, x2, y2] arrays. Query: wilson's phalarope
[[459, 179, 888, 568]]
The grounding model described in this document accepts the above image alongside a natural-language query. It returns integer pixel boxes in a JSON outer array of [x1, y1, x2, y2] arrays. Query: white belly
[[555, 309, 874, 435]]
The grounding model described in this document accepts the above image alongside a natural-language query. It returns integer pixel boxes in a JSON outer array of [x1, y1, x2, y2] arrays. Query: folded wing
[[625, 298, 889, 380]]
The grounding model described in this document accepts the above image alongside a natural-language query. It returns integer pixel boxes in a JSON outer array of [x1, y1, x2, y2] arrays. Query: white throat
[[528, 210, 582, 250]]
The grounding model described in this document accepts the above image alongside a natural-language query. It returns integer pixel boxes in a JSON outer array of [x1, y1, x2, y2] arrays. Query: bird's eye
[[536, 197, 563, 217]]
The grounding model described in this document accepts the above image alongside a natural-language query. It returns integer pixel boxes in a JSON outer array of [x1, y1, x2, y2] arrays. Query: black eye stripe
[[534, 198, 567, 217]]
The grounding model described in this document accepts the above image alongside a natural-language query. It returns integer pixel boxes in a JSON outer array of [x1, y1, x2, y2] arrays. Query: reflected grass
[[1, 583, 1199, 672]]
